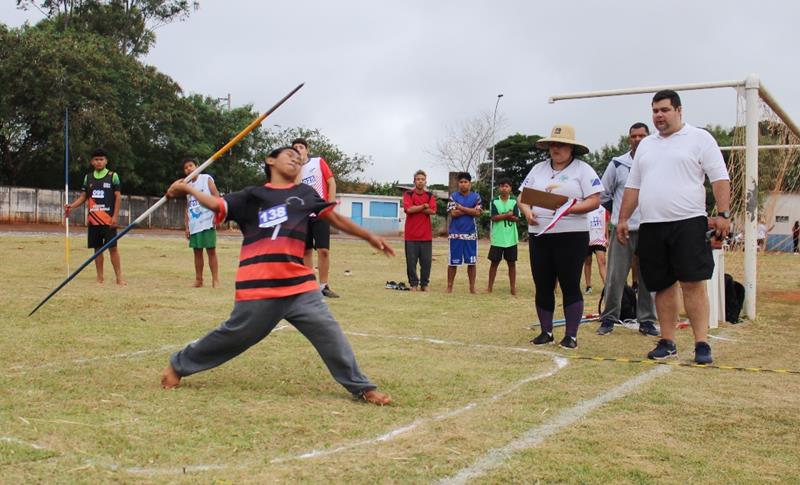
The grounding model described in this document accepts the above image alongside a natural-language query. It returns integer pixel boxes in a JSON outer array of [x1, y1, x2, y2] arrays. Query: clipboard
[[519, 188, 569, 210]]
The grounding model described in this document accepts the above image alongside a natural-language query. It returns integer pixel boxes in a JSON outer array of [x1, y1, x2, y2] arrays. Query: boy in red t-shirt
[[403, 170, 437, 291]]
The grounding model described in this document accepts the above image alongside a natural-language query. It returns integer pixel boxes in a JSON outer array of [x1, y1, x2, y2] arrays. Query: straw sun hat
[[534, 124, 590, 156]]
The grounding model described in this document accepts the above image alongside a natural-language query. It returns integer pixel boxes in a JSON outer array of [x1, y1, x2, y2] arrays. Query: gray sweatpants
[[405, 240, 433, 288], [601, 230, 657, 323], [170, 290, 376, 396]]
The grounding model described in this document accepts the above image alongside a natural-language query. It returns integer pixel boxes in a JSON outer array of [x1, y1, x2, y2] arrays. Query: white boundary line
[[3, 324, 292, 375], [436, 365, 673, 485], [1, 436, 46, 450]]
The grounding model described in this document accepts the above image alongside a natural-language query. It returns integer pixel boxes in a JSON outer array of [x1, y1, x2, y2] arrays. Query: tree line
[[1, 1, 370, 195]]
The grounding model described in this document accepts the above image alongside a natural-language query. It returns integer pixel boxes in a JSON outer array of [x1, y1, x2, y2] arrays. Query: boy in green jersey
[[486, 179, 520, 295]]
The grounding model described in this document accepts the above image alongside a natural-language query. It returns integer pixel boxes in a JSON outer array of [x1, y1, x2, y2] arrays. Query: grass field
[[1, 229, 799, 484]]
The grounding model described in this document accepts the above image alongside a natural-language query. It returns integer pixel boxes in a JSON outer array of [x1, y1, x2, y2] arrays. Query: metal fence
[[0, 186, 187, 230]]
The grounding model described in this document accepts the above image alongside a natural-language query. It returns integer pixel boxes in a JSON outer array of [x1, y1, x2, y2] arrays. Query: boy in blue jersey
[[446, 172, 482, 293]]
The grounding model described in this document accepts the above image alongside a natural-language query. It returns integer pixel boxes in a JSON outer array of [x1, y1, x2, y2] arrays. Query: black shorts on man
[[637, 216, 714, 292], [487, 245, 518, 263], [586, 244, 606, 256], [305, 218, 331, 250], [88, 225, 118, 249]]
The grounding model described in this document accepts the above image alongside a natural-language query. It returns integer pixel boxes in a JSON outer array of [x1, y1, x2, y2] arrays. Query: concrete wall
[[0, 186, 187, 230]]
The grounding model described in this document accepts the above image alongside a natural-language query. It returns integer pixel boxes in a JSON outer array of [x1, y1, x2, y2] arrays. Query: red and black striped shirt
[[214, 183, 334, 301]]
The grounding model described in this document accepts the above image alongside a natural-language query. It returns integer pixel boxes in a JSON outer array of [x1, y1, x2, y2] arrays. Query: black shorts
[[87, 225, 118, 249], [305, 218, 331, 250], [488, 245, 518, 263], [637, 216, 714, 292], [587, 244, 606, 256]]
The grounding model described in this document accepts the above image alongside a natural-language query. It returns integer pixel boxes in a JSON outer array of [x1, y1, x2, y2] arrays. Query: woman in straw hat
[[518, 125, 603, 349]]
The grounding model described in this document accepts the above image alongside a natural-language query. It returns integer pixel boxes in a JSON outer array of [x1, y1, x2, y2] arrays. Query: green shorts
[[189, 228, 217, 249]]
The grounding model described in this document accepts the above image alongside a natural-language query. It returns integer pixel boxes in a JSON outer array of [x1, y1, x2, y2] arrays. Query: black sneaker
[[322, 285, 340, 298], [647, 339, 677, 360], [638, 321, 660, 337], [694, 341, 713, 365], [530, 332, 554, 345], [559, 336, 578, 350], [596, 319, 615, 336]]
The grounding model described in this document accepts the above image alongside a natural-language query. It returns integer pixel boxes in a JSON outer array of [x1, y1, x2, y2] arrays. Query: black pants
[[405, 240, 432, 287], [529, 231, 589, 311]]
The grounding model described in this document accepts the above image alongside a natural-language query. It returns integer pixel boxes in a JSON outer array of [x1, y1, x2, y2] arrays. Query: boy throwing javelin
[[161, 147, 393, 405]]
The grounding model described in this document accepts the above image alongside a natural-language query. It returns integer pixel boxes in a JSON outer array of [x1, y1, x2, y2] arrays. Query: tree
[[430, 111, 506, 180], [488, 133, 546, 191], [264, 126, 371, 184], [16, 0, 198, 56]]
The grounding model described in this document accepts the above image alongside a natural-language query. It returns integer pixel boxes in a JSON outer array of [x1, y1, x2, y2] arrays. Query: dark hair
[[457, 172, 472, 182], [629, 122, 650, 134], [90, 148, 108, 158], [182, 158, 196, 168], [264, 146, 299, 181], [414, 169, 427, 178], [652, 90, 681, 108], [291, 138, 308, 148], [497, 178, 512, 186]]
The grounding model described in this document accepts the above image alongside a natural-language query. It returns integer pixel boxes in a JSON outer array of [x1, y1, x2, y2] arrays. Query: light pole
[[489, 93, 504, 215]]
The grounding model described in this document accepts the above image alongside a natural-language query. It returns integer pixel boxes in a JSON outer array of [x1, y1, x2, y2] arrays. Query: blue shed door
[[351, 202, 363, 225]]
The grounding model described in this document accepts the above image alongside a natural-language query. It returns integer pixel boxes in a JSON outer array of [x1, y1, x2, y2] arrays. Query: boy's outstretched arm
[[321, 209, 395, 257], [166, 180, 221, 213]]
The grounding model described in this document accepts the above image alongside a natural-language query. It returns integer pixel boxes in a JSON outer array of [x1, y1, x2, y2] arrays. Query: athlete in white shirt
[[617, 90, 731, 365]]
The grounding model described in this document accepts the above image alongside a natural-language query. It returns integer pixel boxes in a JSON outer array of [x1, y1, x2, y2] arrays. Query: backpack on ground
[[724, 273, 745, 323], [599, 284, 637, 321]]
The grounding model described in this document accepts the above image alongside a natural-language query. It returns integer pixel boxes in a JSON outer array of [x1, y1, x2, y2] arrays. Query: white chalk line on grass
[[436, 365, 673, 485], [3, 323, 293, 375], [1, 435, 47, 450], [91, 332, 569, 476]]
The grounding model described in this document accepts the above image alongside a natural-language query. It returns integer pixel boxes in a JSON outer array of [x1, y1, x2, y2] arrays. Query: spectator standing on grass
[[292, 138, 339, 298], [757, 219, 774, 252], [486, 178, 521, 295], [161, 147, 392, 405], [596, 123, 659, 337], [583, 204, 607, 295], [446, 172, 482, 294], [518, 125, 603, 350], [617, 90, 731, 364], [64, 148, 126, 285], [182, 159, 220, 288], [403, 170, 437, 291]]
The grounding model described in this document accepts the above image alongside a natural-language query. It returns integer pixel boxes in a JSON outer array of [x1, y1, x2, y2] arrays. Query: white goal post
[[548, 74, 800, 320]]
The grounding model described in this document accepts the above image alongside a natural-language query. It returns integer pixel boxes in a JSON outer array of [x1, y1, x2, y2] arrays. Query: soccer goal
[[548, 74, 800, 320]]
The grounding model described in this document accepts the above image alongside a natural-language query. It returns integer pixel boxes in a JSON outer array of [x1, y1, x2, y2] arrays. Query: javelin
[[29, 82, 305, 317]]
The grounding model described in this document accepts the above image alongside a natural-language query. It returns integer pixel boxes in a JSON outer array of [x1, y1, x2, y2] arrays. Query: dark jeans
[[405, 240, 433, 287]]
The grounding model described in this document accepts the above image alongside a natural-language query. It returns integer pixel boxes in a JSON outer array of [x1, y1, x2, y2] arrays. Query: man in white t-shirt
[[617, 90, 731, 365]]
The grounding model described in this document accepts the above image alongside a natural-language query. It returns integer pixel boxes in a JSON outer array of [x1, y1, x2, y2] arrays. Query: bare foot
[[116, 279, 127, 286], [361, 389, 392, 406], [446, 286, 453, 294], [96, 277, 104, 284], [161, 365, 181, 389], [511, 289, 517, 296], [212, 279, 220, 288], [192, 279, 203, 288], [420, 286, 429, 292], [411, 286, 418, 292], [485, 288, 493, 294], [469, 288, 477, 294]]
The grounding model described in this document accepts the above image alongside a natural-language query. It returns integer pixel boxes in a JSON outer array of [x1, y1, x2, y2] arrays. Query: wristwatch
[[718, 210, 731, 219]]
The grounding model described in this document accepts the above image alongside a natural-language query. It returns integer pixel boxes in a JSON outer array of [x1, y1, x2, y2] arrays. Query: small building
[[335, 193, 405, 236], [765, 192, 800, 251]]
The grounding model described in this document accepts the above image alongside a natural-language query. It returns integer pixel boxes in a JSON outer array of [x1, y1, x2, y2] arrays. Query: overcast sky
[[4, 1, 799, 184]]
